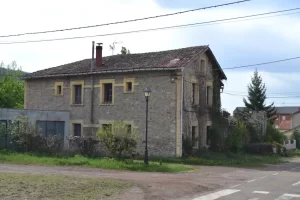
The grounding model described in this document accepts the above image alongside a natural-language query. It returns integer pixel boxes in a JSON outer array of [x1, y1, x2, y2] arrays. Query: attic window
[[55, 82, 64, 96]]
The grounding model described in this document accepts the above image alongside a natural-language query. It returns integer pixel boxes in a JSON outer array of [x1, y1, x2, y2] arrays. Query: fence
[[284, 139, 297, 150]]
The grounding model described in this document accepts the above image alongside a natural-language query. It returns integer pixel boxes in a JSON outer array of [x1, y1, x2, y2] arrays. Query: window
[[206, 86, 211, 106], [57, 85, 62, 95], [200, 59, 205, 75], [206, 126, 211, 146], [74, 85, 82, 104], [126, 82, 133, 92], [103, 83, 113, 104], [192, 83, 199, 105], [103, 124, 112, 133], [55, 82, 64, 95], [36, 121, 65, 137], [126, 124, 132, 134], [192, 126, 197, 147], [282, 115, 286, 120], [73, 123, 82, 137], [71, 81, 84, 105]]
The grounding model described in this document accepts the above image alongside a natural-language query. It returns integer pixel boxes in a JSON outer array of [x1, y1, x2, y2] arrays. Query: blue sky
[[1, 0, 300, 113]]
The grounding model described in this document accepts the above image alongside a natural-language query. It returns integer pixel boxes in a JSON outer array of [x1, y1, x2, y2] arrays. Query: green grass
[[287, 149, 300, 157], [147, 152, 285, 167], [0, 150, 191, 173], [0, 172, 130, 200]]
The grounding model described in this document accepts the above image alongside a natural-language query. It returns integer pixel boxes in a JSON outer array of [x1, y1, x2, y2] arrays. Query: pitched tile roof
[[24, 46, 226, 80]]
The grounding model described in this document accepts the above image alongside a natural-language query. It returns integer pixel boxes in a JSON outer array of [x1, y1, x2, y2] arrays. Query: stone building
[[24, 44, 227, 157]]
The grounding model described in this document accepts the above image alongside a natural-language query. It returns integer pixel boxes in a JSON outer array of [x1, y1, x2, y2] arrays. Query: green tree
[[120, 47, 130, 55], [243, 70, 276, 119], [0, 61, 24, 108]]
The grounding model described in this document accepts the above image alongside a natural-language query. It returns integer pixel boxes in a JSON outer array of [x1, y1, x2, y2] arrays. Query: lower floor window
[[206, 126, 211, 146], [73, 123, 82, 137], [36, 121, 65, 137], [192, 126, 197, 147]]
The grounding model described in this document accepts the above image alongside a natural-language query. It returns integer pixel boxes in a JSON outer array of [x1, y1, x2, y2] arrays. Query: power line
[[223, 56, 300, 70], [1, 7, 299, 45], [226, 90, 300, 95], [223, 92, 300, 98], [0, 0, 251, 38]]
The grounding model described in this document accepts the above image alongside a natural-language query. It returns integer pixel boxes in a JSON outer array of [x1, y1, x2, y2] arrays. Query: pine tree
[[243, 70, 276, 119]]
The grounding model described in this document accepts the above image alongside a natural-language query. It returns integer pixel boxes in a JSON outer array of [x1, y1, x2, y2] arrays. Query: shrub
[[264, 124, 287, 144], [226, 121, 248, 153], [97, 121, 138, 159], [182, 135, 193, 156], [245, 143, 274, 155], [209, 127, 224, 152], [291, 130, 300, 149], [68, 137, 100, 157]]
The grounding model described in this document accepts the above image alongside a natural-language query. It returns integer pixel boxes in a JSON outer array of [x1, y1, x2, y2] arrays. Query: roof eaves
[[23, 67, 181, 79], [205, 47, 227, 80]]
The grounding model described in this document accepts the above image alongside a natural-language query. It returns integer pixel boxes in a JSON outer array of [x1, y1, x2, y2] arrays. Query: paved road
[[192, 159, 300, 200]]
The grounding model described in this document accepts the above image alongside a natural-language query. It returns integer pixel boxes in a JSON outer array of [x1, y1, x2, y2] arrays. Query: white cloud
[[1, 0, 300, 112]]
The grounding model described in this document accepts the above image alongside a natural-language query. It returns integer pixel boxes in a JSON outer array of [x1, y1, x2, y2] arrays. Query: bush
[[182, 135, 193, 156], [209, 127, 224, 152], [245, 143, 274, 155], [291, 130, 300, 149], [226, 121, 248, 153], [68, 137, 100, 157], [97, 121, 138, 159], [264, 124, 287, 144]]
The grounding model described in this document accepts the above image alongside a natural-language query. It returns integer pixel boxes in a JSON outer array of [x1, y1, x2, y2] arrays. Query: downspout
[[180, 68, 184, 157], [90, 41, 95, 124]]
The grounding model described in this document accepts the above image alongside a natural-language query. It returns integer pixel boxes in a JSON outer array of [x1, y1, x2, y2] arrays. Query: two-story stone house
[[24, 44, 226, 157]]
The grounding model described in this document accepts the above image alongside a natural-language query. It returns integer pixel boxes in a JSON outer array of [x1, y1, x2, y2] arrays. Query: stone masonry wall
[[25, 71, 178, 157], [182, 52, 215, 148]]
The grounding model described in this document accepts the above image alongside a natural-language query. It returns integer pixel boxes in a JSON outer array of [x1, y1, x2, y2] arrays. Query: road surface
[[192, 158, 300, 200]]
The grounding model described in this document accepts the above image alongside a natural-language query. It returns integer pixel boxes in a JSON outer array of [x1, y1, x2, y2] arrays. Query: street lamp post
[[143, 87, 152, 165]]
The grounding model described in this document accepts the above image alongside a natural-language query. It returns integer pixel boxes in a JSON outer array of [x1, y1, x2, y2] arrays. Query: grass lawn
[[150, 152, 285, 167], [0, 172, 130, 200], [0, 150, 192, 173]]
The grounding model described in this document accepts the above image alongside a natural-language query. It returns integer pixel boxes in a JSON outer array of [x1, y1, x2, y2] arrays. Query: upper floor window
[[206, 86, 211, 106], [200, 59, 206, 75], [55, 82, 64, 96], [192, 83, 199, 105], [71, 80, 84, 105], [104, 83, 113, 104], [282, 115, 286, 120], [74, 85, 82, 104], [123, 78, 135, 93], [100, 80, 115, 105], [126, 82, 133, 92]]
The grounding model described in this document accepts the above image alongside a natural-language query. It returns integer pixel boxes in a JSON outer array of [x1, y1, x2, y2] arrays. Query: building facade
[[24, 45, 226, 157]]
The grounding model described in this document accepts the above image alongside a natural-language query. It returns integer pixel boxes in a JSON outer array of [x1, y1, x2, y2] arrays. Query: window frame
[[70, 80, 84, 105], [200, 59, 206, 75], [191, 126, 198, 148], [54, 82, 64, 96], [123, 78, 135, 93], [73, 123, 82, 137], [36, 120, 65, 137], [282, 115, 286, 120], [100, 79, 115, 105]]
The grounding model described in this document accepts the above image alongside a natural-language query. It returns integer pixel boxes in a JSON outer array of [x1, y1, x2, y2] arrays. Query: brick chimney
[[96, 43, 103, 67]]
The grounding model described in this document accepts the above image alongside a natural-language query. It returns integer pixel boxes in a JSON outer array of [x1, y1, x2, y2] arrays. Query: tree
[[0, 61, 24, 108], [120, 47, 130, 55], [243, 70, 276, 119]]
